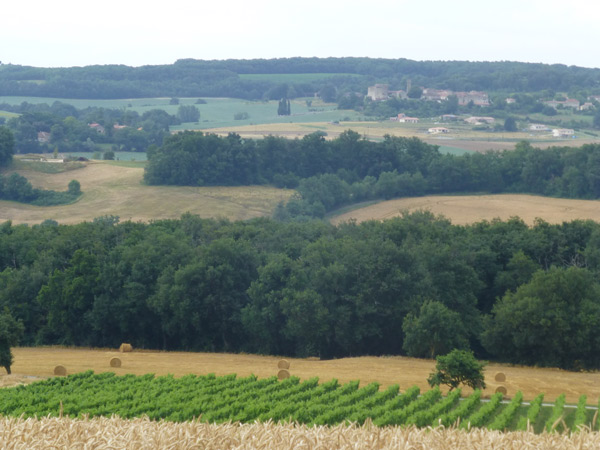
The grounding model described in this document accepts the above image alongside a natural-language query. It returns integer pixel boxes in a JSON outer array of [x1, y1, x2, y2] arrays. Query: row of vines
[[1, 372, 598, 432]]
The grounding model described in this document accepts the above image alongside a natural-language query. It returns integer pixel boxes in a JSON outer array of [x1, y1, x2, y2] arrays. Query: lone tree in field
[[277, 98, 291, 116], [0, 309, 24, 374], [427, 349, 486, 391]]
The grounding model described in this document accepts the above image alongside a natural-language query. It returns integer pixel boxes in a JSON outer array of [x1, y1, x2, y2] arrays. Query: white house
[[399, 116, 419, 123], [529, 124, 550, 131], [465, 116, 495, 125], [428, 127, 450, 134], [552, 128, 575, 138]]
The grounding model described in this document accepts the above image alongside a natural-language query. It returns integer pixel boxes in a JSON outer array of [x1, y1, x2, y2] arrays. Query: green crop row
[[0, 372, 596, 433]]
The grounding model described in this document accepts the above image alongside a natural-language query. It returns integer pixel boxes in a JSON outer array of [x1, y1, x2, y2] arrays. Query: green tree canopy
[[0, 309, 24, 374], [402, 300, 469, 359], [177, 105, 200, 123], [482, 267, 600, 370], [427, 349, 486, 391], [0, 126, 15, 167], [504, 116, 518, 132]]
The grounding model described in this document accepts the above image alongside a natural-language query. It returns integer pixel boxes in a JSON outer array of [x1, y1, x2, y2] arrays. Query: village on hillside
[[366, 82, 597, 138]]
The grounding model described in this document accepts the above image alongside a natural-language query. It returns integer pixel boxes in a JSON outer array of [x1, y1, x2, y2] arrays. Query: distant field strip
[[1, 371, 598, 433], [330, 194, 600, 226], [1, 417, 599, 450]]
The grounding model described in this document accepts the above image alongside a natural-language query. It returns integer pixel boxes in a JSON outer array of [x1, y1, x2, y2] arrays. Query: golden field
[[330, 194, 600, 226], [0, 162, 292, 225], [0, 416, 598, 450], [4, 347, 600, 405], [201, 121, 600, 152]]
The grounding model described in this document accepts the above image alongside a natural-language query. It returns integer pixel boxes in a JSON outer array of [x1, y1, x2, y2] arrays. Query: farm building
[[465, 116, 495, 125], [529, 124, 550, 131], [428, 127, 450, 134], [399, 116, 419, 123], [552, 128, 575, 138]]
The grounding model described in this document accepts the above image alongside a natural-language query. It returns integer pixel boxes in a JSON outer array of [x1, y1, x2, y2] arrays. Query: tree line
[[145, 131, 600, 219], [1, 213, 600, 370], [1, 58, 599, 101]]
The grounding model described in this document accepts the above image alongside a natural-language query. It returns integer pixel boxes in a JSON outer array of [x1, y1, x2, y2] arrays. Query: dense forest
[[1, 58, 599, 100], [1, 213, 599, 370], [145, 131, 600, 219]]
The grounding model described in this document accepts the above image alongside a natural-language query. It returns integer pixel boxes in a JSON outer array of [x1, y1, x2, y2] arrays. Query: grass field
[[330, 194, 600, 226], [0, 161, 292, 225], [0, 95, 363, 131], [0, 110, 18, 119], [5, 347, 600, 405]]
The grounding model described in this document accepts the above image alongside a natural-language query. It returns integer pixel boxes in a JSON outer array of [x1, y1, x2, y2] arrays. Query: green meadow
[[0, 96, 363, 130]]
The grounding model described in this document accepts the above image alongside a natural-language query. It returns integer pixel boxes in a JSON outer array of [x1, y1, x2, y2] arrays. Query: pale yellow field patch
[[0, 162, 293, 225], [6, 348, 600, 404], [331, 194, 600, 226], [201, 122, 600, 151]]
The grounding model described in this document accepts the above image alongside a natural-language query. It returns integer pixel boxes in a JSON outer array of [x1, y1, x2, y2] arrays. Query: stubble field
[[0, 162, 293, 225], [330, 194, 600, 226]]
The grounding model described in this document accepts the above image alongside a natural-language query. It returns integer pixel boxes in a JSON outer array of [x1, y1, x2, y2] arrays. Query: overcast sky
[[2, 0, 598, 69]]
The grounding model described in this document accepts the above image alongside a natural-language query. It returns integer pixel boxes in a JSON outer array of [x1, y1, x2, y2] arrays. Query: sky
[[2, 0, 599, 69]]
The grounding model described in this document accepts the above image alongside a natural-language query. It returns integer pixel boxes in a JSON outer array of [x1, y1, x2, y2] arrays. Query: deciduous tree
[[427, 349, 486, 391], [0, 309, 24, 374]]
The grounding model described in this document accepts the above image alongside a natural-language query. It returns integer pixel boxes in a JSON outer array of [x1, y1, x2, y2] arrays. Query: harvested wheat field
[[0, 416, 597, 450], [0, 162, 292, 225], [331, 194, 600, 226], [7, 348, 600, 404]]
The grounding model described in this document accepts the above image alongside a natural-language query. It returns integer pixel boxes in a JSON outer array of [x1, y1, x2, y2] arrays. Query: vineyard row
[[0, 371, 597, 433]]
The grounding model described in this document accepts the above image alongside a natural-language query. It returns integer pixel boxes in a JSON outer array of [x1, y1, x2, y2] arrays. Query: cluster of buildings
[[367, 84, 489, 106], [367, 84, 599, 113], [542, 97, 597, 111], [528, 124, 574, 138]]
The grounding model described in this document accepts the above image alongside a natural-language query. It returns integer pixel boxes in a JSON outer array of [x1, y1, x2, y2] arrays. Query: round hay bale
[[119, 343, 133, 353], [495, 386, 507, 395], [277, 369, 290, 380], [494, 372, 506, 382], [54, 365, 67, 376], [277, 359, 290, 370], [110, 357, 122, 368]]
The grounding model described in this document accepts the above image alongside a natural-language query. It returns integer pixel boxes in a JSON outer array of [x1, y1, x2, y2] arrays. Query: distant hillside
[[1, 57, 599, 100]]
